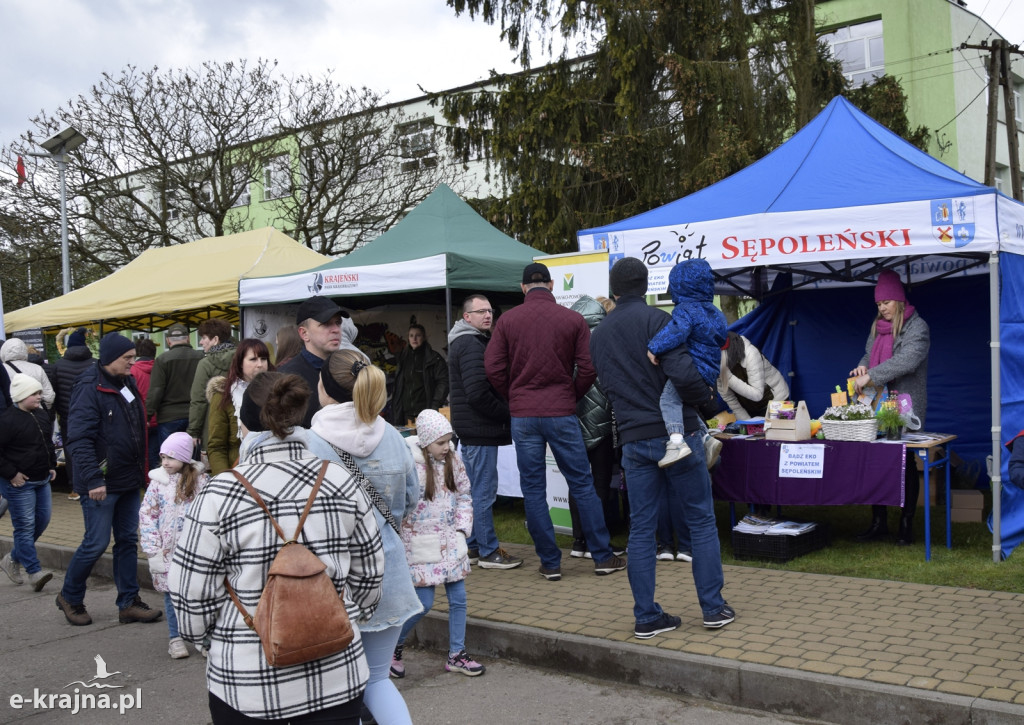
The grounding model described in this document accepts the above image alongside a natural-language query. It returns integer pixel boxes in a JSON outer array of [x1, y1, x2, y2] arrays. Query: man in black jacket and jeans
[[590, 257, 734, 638], [447, 294, 522, 570]]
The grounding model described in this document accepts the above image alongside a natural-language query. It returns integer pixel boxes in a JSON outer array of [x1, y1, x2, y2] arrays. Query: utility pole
[[962, 39, 1024, 200]]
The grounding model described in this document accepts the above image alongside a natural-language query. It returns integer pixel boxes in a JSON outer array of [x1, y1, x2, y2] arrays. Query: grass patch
[[491, 494, 1024, 593]]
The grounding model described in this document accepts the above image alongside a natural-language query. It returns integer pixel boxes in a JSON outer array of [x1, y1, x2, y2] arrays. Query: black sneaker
[[467, 548, 480, 565], [635, 612, 682, 639], [570, 539, 588, 558], [594, 555, 626, 576], [703, 604, 735, 629], [538, 566, 562, 581]]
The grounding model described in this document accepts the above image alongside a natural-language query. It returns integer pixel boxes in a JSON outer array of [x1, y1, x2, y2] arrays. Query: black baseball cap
[[296, 296, 345, 324], [522, 262, 552, 284]]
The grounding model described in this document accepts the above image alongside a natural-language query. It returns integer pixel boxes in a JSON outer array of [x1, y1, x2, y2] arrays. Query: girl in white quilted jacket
[[139, 431, 207, 659], [393, 409, 485, 677]]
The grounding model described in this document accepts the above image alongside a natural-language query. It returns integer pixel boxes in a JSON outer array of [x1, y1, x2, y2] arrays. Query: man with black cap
[[146, 322, 203, 453], [590, 257, 734, 637], [57, 332, 162, 627], [279, 296, 344, 427], [485, 262, 625, 581]]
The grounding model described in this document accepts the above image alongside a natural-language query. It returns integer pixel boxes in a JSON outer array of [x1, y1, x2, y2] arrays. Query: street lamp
[[34, 127, 87, 295]]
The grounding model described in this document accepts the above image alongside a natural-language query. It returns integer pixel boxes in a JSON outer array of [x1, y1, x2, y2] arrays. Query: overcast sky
[[0, 0, 1021, 163]]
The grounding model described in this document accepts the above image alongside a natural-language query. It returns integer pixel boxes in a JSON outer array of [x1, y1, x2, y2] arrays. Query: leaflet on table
[[902, 431, 948, 442]]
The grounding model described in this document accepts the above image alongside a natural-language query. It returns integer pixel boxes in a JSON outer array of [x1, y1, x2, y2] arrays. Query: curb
[[412, 613, 1024, 725], [1, 539, 155, 591]]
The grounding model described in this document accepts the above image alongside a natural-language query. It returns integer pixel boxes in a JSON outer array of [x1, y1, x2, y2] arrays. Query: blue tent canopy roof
[[583, 96, 994, 235]]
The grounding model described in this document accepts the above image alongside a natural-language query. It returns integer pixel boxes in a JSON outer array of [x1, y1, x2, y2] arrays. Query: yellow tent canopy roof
[[4, 227, 330, 334]]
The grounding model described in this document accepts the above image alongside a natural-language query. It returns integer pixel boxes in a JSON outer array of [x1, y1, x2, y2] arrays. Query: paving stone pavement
[[4, 494, 1024, 724]]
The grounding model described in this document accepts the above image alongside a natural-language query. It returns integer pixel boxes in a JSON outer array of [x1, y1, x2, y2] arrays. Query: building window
[[263, 154, 292, 201], [1015, 90, 1022, 130], [161, 182, 181, 221], [230, 165, 251, 208], [397, 119, 437, 173], [820, 19, 884, 88]]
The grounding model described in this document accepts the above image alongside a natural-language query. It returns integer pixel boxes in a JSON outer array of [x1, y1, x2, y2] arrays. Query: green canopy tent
[[238, 184, 541, 327]]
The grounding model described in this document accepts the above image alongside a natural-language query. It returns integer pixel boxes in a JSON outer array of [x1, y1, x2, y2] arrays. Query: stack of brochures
[[733, 514, 817, 536]]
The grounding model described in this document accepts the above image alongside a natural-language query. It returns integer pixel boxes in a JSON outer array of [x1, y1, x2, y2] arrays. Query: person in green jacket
[[146, 323, 203, 452], [186, 319, 236, 452]]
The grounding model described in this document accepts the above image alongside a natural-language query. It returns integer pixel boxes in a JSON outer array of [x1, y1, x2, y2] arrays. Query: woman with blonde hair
[[310, 349, 421, 724]]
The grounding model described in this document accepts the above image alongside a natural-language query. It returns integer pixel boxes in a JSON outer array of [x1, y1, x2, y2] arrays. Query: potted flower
[[819, 402, 878, 441], [875, 405, 906, 441]]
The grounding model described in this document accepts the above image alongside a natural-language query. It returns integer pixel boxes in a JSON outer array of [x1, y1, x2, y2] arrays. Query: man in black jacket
[[56, 333, 162, 627], [279, 296, 344, 427], [53, 328, 94, 501], [447, 295, 522, 570], [590, 257, 734, 638]]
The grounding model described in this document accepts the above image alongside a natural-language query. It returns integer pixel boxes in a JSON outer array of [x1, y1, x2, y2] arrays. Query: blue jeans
[[361, 627, 412, 725], [511, 415, 612, 568], [156, 419, 189, 452], [462, 445, 499, 557], [164, 592, 180, 638], [660, 381, 685, 436], [397, 580, 467, 655], [0, 477, 52, 574], [657, 484, 692, 553], [621, 432, 726, 624], [61, 489, 142, 609]]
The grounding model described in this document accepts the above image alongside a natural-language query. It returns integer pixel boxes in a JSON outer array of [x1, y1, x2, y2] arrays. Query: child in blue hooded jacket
[[647, 259, 727, 468]]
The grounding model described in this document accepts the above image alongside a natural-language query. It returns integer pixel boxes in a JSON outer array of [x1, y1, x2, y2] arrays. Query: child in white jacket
[[392, 409, 484, 677], [139, 432, 207, 659]]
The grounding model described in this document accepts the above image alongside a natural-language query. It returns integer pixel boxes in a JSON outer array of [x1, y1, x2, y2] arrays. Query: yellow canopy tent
[[3, 227, 330, 334]]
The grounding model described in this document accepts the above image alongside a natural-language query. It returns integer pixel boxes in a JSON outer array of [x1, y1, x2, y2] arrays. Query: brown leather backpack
[[224, 461, 354, 667]]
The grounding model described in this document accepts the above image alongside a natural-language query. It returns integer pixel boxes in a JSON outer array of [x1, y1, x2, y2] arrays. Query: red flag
[[16, 155, 26, 188]]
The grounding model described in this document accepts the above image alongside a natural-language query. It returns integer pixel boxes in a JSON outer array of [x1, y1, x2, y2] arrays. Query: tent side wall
[[997, 251, 1024, 557]]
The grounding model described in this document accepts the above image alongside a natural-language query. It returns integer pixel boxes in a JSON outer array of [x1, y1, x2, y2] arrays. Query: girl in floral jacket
[[139, 432, 208, 659], [394, 409, 484, 677]]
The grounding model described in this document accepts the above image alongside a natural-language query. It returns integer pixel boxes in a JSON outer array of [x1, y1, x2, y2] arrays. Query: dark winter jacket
[[447, 320, 510, 446], [569, 296, 613, 450], [485, 287, 596, 418], [53, 346, 94, 426], [0, 363, 10, 410], [392, 341, 449, 426], [66, 363, 147, 494], [278, 349, 324, 428], [647, 259, 728, 387], [188, 343, 235, 443], [590, 294, 715, 444], [146, 343, 203, 423], [0, 405, 56, 481]]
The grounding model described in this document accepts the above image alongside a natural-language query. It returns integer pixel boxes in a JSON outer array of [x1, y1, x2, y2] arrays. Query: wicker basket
[[819, 418, 878, 441]]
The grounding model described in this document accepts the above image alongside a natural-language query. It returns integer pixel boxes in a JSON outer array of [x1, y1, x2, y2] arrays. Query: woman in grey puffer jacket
[[569, 296, 621, 556]]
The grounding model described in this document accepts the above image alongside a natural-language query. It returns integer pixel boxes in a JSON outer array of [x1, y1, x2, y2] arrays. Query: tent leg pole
[[445, 287, 452, 339], [991, 252, 1002, 563]]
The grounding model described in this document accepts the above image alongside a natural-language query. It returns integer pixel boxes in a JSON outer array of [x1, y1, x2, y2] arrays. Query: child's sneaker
[[445, 649, 485, 676], [658, 440, 691, 468], [389, 644, 405, 678], [168, 637, 189, 659], [704, 435, 723, 470], [570, 539, 588, 558]]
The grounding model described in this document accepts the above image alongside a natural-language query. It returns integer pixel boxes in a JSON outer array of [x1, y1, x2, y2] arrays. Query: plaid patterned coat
[[170, 434, 384, 720]]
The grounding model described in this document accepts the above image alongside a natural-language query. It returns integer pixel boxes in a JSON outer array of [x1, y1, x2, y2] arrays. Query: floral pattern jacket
[[139, 464, 208, 592], [401, 437, 473, 587]]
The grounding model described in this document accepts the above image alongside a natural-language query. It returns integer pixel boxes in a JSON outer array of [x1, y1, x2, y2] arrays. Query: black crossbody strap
[[328, 443, 400, 535]]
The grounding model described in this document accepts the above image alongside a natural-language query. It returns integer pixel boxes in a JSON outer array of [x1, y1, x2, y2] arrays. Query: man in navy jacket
[[590, 257, 734, 638], [56, 333, 162, 627]]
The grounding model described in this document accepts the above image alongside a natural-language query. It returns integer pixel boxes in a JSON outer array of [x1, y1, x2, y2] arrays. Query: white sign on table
[[779, 444, 825, 478]]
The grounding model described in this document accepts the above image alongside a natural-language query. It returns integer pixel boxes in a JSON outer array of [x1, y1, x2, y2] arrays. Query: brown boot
[[56, 593, 93, 626], [118, 596, 163, 623]]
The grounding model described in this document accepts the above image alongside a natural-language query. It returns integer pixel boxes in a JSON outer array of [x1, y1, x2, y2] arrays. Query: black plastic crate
[[731, 525, 830, 562]]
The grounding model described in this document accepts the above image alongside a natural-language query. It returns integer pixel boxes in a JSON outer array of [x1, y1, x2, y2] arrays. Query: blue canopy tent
[[578, 96, 1024, 560]]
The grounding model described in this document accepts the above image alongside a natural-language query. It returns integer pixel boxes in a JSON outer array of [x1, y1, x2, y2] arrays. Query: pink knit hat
[[415, 409, 452, 447], [874, 270, 907, 303], [160, 432, 195, 464]]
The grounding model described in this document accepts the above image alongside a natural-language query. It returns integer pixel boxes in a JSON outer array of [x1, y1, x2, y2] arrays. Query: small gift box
[[831, 391, 848, 407]]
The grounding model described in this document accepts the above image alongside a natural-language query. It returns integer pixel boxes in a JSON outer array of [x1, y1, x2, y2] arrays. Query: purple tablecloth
[[711, 438, 906, 507]]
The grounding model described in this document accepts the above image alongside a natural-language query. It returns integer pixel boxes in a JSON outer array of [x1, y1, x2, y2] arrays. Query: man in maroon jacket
[[485, 263, 625, 581]]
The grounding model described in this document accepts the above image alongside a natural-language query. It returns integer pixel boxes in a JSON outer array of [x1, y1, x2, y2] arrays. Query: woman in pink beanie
[[849, 269, 930, 545]]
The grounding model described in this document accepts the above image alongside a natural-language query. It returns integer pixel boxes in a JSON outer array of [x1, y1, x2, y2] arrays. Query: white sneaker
[[656, 546, 675, 561], [28, 569, 53, 592], [704, 436, 723, 470], [675, 551, 693, 562], [0, 553, 24, 585], [168, 637, 190, 659], [658, 441, 691, 468]]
